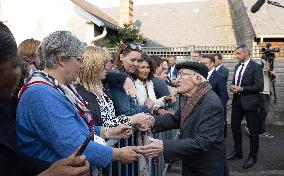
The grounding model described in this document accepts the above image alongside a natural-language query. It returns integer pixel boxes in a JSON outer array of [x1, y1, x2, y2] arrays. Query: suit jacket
[[231, 60, 264, 110], [0, 99, 50, 176], [216, 64, 229, 82], [154, 90, 228, 176], [209, 70, 229, 108]]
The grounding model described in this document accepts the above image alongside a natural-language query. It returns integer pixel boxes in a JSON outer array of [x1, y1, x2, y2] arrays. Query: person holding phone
[[0, 21, 89, 176], [16, 31, 139, 170]]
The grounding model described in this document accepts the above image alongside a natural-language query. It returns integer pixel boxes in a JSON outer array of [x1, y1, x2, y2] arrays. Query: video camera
[[261, 43, 280, 68], [260, 43, 279, 104]]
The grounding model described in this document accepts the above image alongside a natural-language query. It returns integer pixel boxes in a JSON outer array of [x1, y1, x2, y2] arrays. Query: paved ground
[[167, 124, 284, 176]]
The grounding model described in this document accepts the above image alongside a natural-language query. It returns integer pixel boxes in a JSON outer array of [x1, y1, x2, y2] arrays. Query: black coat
[[208, 70, 229, 108], [231, 60, 264, 110], [0, 99, 50, 176], [154, 90, 228, 176], [75, 84, 103, 126]]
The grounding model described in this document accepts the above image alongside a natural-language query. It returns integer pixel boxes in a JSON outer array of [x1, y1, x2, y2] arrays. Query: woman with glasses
[[16, 31, 139, 171], [106, 42, 154, 116], [134, 54, 175, 115], [76, 46, 153, 130]]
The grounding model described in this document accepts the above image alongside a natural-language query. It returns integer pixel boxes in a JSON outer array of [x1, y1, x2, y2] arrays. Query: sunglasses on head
[[121, 43, 142, 54]]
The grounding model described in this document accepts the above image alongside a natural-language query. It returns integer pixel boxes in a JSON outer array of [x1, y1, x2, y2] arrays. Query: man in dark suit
[[227, 45, 264, 169], [201, 54, 229, 137], [214, 54, 229, 81], [137, 62, 228, 176]]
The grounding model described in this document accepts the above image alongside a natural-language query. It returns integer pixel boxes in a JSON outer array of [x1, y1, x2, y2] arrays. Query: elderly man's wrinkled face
[[176, 68, 197, 94], [61, 56, 84, 84]]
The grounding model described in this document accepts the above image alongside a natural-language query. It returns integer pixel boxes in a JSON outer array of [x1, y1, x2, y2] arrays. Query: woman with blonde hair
[[76, 46, 153, 129]]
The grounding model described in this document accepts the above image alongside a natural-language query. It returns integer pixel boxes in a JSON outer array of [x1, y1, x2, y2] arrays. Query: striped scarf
[[18, 70, 94, 132]]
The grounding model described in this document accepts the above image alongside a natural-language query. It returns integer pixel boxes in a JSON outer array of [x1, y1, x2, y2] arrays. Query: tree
[[101, 24, 144, 48]]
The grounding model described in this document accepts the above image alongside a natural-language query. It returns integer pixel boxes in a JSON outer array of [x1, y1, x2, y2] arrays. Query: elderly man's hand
[[131, 113, 155, 130], [39, 147, 89, 176], [137, 139, 164, 159], [164, 95, 176, 104], [108, 125, 132, 139]]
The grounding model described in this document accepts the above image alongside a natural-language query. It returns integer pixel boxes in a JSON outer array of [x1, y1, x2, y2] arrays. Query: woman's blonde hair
[[78, 46, 110, 92]]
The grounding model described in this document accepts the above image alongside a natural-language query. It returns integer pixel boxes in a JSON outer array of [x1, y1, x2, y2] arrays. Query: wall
[[0, 0, 94, 44]]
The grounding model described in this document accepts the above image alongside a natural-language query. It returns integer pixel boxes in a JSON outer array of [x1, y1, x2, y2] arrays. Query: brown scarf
[[180, 82, 212, 125]]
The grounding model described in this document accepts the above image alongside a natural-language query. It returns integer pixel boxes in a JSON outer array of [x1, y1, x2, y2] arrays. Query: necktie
[[236, 64, 244, 86]]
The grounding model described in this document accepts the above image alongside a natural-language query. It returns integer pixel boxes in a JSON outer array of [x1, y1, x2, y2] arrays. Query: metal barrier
[[108, 45, 284, 60], [97, 129, 179, 176]]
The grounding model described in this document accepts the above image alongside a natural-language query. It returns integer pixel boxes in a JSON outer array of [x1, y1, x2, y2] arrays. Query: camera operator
[[257, 44, 278, 138]]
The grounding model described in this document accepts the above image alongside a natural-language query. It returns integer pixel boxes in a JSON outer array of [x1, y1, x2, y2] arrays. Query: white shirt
[[168, 65, 176, 79], [215, 64, 223, 71], [207, 68, 215, 80], [234, 58, 250, 86], [134, 79, 166, 111]]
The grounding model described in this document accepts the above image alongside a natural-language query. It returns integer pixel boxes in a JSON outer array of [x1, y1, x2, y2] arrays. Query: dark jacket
[[216, 64, 229, 82], [231, 60, 264, 110], [208, 70, 229, 108], [151, 77, 170, 99], [0, 99, 50, 176], [154, 90, 228, 176], [105, 71, 149, 116], [75, 84, 103, 126]]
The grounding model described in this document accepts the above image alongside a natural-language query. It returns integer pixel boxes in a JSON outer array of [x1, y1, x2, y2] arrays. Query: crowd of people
[[0, 21, 275, 176]]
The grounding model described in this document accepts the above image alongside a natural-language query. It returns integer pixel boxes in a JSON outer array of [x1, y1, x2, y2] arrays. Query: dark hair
[[213, 53, 222, 60], [202, 54, 215, 63], [115, 42, 142, 71], [193, 50, 202, 56], [12, 57, 32, 98], [0, 22, 18, 68], [149, 55, 163, 71], [134, 54, 155, 80], [236, 45, 251, 55]]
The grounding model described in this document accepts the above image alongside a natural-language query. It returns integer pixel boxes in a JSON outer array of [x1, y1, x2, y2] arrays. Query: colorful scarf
[[180, 82, 212, 125], [18, 70, 94, 132]]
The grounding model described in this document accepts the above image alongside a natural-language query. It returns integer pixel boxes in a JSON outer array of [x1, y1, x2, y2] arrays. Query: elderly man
[[138, 62, 228, 176]]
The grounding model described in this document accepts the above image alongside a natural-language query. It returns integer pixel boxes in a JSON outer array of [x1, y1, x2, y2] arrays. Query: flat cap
[[176, 61, 208, 78]]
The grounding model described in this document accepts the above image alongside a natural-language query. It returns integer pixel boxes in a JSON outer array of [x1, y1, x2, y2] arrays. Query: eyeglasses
[[178, 71, 196, 77], [64, 56, 84, 64], [121, 43, 142, 54]]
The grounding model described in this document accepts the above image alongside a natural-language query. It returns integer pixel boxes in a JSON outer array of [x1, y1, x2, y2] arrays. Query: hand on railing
[[112, 146, 139, 164], [137, 138, 164, 159], [106, 125, 132, 139], [130, 113, 155, 131]]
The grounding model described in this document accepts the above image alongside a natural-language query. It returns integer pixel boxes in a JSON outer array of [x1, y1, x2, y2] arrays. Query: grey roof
[[71, 0, 119, 30], [104, 0, 237, 47], [242, 0, 284, 37]]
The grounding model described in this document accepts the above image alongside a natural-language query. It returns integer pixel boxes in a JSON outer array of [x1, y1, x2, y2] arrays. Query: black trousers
[[257, 94, 270, 134], [231, 95, 259, 158]]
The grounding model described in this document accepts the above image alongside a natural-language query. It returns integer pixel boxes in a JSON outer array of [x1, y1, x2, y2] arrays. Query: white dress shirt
[[234, 58, 250, 85], [207, 68, 215, 80], [215, 64, 223, 71]]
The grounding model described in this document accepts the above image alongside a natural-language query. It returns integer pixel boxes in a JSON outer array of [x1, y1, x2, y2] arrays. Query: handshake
[[113, 138, 164, 164]]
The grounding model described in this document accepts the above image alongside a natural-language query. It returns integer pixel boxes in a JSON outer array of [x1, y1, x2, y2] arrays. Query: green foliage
[[102, 24, 144, 48]]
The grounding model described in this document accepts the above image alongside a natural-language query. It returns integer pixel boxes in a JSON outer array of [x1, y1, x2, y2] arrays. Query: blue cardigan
[[16, 84, 112, 168]]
